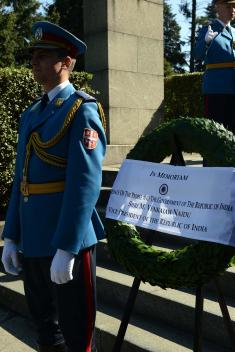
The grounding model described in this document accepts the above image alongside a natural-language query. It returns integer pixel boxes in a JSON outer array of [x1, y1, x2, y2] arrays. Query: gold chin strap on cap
[[20, 97, 106, 197]]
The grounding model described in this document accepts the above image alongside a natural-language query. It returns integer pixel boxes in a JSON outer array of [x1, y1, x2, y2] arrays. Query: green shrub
[[0, 67, 94, 216], [164, 72, 204, 120]]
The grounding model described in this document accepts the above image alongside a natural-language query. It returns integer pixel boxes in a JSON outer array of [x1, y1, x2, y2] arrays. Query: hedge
[[0, 67, 94, 216], [164, 72, 204, 120]]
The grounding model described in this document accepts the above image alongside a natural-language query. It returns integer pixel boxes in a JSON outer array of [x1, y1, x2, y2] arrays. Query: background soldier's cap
[[213, 0, 235, 4], [30, 21, 87, 57]]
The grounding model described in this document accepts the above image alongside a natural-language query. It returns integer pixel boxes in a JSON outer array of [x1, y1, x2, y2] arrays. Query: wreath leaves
[[106, 117, 235, 289]]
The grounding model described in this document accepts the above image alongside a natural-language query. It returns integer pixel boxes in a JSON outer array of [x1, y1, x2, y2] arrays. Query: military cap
[[30, 21, 87, 57], [213, 0, 235, 4]]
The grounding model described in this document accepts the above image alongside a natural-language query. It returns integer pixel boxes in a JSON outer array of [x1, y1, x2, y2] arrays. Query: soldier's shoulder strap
[[75, 90, 96, 102], [22, 96, 41, 112], [75, 90, 106, 132]]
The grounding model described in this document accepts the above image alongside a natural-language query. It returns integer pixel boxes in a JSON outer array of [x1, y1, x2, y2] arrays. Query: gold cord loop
[[21, 97, 106, 196]]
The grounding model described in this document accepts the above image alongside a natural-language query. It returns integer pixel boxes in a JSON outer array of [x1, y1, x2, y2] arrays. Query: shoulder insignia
[[75, 90, 96, 101], [83, 128, 98, 150]]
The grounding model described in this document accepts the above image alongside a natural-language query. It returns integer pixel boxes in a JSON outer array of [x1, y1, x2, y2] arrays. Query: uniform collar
[[29, 83, 75, 132], [47, 80, 70, 102], [213, 19, 233, 39], [215, 18, 231, 28]]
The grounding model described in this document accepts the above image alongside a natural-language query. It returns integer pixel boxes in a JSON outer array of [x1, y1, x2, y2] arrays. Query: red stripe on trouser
[[83, 250, 94, 352]]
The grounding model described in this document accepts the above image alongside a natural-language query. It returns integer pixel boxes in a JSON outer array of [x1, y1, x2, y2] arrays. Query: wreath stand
[[112, 138, 235, 352]]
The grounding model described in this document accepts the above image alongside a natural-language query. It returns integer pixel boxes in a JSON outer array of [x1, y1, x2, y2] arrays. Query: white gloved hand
[[50, 249, 75, 284], [1, 238, 22, 275], [205, 25, 218, 44]]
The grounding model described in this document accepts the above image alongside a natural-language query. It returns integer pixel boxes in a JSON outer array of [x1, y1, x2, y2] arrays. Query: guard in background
[[1, 21, 106, 352], [194, 0, 235, 133]]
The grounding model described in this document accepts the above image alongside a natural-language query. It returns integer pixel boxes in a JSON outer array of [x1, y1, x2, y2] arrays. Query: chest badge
[[83, 128, 98, 150]]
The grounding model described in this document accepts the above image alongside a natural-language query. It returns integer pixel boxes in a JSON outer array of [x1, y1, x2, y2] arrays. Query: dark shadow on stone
[[0, 271, 23, 283], [0, 305, 37, 350], [141, 100, 164, 137]]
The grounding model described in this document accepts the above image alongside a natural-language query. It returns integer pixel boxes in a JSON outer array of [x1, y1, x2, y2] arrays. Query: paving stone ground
[[0, 305, 37, 352]]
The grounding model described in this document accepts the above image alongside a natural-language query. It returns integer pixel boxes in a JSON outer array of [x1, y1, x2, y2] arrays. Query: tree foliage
[[165, 72, 203, 119], [196, 4, 216, 26], [0, 9, 17, 66], [164, 58, 174, 77], [164, 1, 186, 75], [47, 0, 83, 39], [0, 0, 45, 67], [179, 0, 197, 72], [46, 0, 84, 70]]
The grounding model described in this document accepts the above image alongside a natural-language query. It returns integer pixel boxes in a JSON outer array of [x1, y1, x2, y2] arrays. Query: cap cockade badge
[[35, 27, 43, 41]]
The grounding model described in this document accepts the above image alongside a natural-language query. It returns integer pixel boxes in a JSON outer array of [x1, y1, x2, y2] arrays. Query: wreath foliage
[[106, 117, 235, 289]]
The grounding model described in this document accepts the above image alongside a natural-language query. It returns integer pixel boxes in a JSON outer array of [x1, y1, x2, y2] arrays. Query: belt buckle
[[20, 181, 29, 196]]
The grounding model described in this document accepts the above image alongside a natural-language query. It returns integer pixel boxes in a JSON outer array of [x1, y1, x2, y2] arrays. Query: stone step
[[102, 168, 118, 187], [1, 228, 235, 300], [96, 266, 235, 350], [96, 239, 235, 300], [1, 223, 235, 350], [0, 305, 37, 351], [0, 269, 230, 352], [0, 249, 234, 351], [98, 303, 229, 352], [97, 186, 111, 207]]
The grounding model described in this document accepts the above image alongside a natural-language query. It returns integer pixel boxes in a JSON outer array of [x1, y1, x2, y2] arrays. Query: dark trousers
[[21, 246, 96, 352], [204, 94, 235, 133]]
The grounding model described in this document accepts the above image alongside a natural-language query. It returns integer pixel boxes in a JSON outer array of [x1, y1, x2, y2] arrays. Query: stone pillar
[[83, 0, 163, 165]]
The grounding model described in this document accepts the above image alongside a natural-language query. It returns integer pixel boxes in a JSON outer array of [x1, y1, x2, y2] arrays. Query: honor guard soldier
[[1, 21, 106, 352], [194, 0, 235, 133]]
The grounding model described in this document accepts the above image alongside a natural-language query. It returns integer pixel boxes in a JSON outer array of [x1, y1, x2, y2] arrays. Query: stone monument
[[83, 0, 163, 165]]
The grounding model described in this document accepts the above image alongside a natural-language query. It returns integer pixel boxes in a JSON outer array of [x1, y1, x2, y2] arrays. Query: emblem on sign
[[83, 128, 98, 149], [35, 27, 43, 40], [159, 184, 168, 195]]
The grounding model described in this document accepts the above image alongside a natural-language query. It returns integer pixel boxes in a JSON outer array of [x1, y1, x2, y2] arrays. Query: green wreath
[[105, 117, 235, 289]]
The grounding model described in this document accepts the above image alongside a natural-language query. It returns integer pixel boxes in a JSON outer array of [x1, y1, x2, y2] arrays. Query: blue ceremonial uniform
[[2, 83, 106, 257], [1, 20, 105, 352], [194, 19, 235, 133], [194, 20, 235, 94]]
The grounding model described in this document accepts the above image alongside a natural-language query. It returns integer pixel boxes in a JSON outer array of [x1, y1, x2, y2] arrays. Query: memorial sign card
[[106, 159, 235, 247]]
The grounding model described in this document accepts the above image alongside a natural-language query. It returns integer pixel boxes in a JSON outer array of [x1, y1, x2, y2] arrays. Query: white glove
[[50, 249, 75, 284], [205, 25, 218, 44], [1, 238, 22, 275]]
